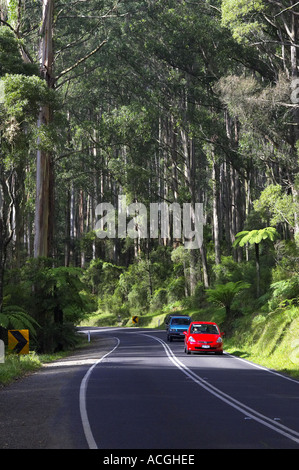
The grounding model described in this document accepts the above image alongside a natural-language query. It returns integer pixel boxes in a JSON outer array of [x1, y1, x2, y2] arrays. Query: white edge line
[[143, 334, 299, 446], [224, 351, 299, 385], [79, 337, 120, 449]]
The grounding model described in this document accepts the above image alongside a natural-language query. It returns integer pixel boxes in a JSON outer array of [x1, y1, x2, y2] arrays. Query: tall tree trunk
[[64, 188, 71, 267], [79, 188, 85, 268], [255, 242, 260, 298], [291, 182, 299, 244], [290, 6, 299, 244], [13, 165, 25, 267], [0, 179, 5, 312], [0, 167, 14, 312], [34, 0, 55, 258], [212, 155, 221, 265]]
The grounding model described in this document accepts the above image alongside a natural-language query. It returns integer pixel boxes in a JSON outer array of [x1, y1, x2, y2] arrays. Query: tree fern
[[0, 306, 40, 336], [233, 227, 279, 297], [206, 281, 250, 317]]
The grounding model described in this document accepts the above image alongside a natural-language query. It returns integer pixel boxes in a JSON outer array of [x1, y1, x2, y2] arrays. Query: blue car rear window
[[170, 318, 190, 325]]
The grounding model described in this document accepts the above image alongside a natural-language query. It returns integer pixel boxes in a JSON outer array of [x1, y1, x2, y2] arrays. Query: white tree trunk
[[34, 0, 54, 258]]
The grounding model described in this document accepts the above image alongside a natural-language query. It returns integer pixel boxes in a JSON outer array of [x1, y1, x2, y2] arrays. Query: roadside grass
[[82, 311, 119, 327], [0, 352, 42, 386], [0, 337, 89, 387], [84, 303, 299, 380], [224, 306, 299, 379], [1, 304, 299, 386]]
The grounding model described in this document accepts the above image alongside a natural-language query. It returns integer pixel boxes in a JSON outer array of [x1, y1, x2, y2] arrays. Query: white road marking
[[79, 329, 299, 449], [144, 334, 299, 446], [225, 351, 299, 385], [79, 337, 120, 449]]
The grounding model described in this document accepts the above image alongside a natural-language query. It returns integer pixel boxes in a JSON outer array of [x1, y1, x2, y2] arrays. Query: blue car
[[167, 316, 191, 342]]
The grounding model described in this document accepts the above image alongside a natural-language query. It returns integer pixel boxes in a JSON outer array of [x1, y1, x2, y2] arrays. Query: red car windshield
[[191, 324, 219, 334]]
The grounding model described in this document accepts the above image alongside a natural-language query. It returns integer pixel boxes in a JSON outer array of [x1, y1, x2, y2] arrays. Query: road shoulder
[[0, 335, 116, 449]]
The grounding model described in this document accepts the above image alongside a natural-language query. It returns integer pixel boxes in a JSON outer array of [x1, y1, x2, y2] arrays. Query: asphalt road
[[1, 326, 299, 450]]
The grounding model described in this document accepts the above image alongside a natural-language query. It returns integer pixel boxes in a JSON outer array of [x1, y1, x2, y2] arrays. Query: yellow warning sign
[[8, 330, 29, 355]]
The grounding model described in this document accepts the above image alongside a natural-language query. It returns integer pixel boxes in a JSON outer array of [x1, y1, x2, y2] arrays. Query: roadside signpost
[[8, 330, 29, 355], [0, 339, 4, 363]]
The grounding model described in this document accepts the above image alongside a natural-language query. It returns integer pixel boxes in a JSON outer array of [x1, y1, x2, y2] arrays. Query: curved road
[[1, 326, 299, 450], [80, 328, 299, 450]]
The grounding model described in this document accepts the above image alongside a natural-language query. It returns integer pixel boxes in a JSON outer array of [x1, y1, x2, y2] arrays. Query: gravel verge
[[0, 335, 116, 449]]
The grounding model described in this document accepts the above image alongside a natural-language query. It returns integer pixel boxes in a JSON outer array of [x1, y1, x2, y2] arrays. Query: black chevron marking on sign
[[10, 330, 28, 354]]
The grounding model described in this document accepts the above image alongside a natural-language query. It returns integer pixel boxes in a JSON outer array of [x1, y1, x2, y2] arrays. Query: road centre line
[[79, 331, 299, 448], [147, 329, 299, 385], [79, 337, 120, 449], [143, 334, 299, 446]]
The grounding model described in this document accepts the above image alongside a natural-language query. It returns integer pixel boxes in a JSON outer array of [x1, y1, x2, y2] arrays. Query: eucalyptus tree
[[97, 0, 243, 284], [1, 0, 296, 317], [221, 0, 299, 241], [221, 0, 299, 82], [0, 26, 54, 311], [1, 0, 127, 259]]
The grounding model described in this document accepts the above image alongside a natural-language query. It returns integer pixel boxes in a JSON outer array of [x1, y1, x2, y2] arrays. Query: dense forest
[[0, 0, 298, 353]]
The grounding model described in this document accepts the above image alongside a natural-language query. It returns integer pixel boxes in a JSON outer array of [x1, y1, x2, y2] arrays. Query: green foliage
[[3, 259, 92, 352], [101, 105, 152, 144], [166, 277, 186, 304], [272, 240, 299, 281], [0, 0, 297, 368], [206, 281, 251, 316], [0, 72, 59, 174], [0, 353, 41, 386], [221, 0, 265, 43], [212, 256, 242, 283], [150, 287, 168, 312], [1, 74, 56, 121], [0, 28, 38, 77], [93, 246, 187, 318], [81, 258, 103, 295], [253, 185, 295, 228], [0, 305, 40, 336], [34, 322, 81, 354], [269, 276, 299, 311], [233, 227, 279, 247], [20, 259, 88, 323], [233, 227, 279, 298]]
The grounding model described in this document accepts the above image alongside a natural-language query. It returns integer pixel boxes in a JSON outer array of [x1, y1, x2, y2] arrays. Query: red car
[[184, 321, 224, 355]]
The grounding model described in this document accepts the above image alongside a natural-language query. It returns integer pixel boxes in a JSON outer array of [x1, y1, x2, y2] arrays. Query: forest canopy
[[0, 0, 298, 352]]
